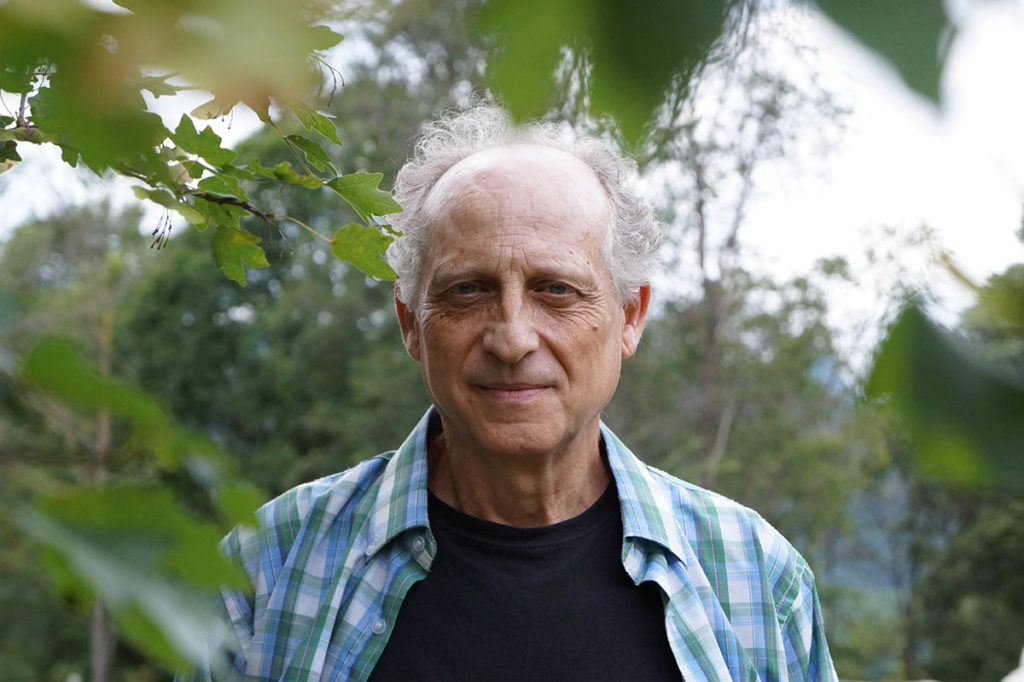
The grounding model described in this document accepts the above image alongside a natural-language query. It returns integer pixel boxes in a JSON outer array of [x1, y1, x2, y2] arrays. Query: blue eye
[[545, 283, 570, 295], [454, 283, 478, 295]]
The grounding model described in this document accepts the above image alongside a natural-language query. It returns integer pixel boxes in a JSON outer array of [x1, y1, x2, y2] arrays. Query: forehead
[[422, 145, 612, 239]]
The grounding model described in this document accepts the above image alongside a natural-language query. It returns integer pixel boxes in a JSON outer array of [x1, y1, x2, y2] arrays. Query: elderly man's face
[[396, 146, 649, 461]]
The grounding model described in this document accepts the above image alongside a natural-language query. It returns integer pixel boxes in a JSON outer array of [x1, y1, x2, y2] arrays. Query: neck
[[426, 426, 611, 527]]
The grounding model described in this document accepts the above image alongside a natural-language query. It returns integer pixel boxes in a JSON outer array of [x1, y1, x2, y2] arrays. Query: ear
[[395, 289, 422, 362], [620, 284, 651, 359]]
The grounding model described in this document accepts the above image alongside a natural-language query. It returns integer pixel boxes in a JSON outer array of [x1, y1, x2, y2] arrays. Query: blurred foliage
[[0, 204, 265, 677], [475, 0, 739, 144], [813, 0, 951, 103], [867, 305, 1024, 490], [479, 0, 954, 146], [0, 0, 400, 284]]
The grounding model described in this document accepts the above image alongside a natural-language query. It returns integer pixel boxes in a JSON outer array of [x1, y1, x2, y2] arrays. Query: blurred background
[[1, 1, 1022, 680]]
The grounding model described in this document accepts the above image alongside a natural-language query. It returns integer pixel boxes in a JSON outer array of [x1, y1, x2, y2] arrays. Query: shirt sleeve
[[781, 560, 838, 682]]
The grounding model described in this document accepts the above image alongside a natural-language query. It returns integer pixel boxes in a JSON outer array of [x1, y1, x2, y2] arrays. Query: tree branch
[[188, 191, 276, 225]]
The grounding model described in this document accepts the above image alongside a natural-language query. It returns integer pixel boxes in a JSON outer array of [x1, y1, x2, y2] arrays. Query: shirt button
[[372, 619, 386, 635], [411, 536, 425, 553]]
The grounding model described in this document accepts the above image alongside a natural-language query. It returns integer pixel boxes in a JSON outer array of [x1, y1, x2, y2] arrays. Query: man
[[205, 105, 837, 681]]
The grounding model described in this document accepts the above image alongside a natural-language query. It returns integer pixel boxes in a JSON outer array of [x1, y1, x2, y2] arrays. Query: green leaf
[[475, 0, 728, 144], [172, 201, 205, 225], [137, 75, 180, 98], [221, 164, 256, 182], [130, 186, 204, 225], [309, 25, 344, 50], [815, 0, 950, 104], [269, 161, 323, 189], [216, 482, 264, 528], [197, 174, 247, 201], [330, 223, 397, 280], [180, 160, 207, 179], [325, 172, 402, 222], [296, 108, 342, 146], [19, 338, 195, 468], [21, 338, 166, 430], [0, 140, 20, 174], [212, 226, 270, 286], [0, 65, 35, 94], [190, 97, 237, 121], [866, 306, 1024, 490], [172, 115, 237, 167], [18, 485, 244, 672], [194, 197, 246, 230], [286, 134, 335, 174]]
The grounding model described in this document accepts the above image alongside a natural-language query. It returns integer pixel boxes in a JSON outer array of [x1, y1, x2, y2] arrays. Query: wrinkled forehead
[[421, 145, 612, 231]]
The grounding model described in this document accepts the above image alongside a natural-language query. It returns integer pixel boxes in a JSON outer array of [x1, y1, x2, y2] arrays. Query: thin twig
[[278, 215, 331, 244], [17, 92, 28, 127]]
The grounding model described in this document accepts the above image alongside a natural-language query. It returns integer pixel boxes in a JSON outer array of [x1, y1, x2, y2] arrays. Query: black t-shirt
[[368, 483, 682, 681]]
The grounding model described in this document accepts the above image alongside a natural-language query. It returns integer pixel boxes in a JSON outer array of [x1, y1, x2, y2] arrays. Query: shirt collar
[[365, 409, 435, 557], [365, 408, 689, 565], [601, 422, 689, 565]]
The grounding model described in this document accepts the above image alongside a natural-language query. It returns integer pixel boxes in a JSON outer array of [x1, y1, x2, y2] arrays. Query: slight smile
[[477, 385, 550, 403]]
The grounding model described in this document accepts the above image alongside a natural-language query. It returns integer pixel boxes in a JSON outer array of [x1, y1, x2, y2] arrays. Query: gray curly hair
[[385, 104, 661, 307]]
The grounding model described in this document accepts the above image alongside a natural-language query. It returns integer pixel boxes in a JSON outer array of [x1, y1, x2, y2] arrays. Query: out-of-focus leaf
[[21, 338, 166, 432], [34, 486, 244, 588], [137, 74, 180, 98], [19, 338, 197, 468], [309, 24, 344, 50], [0, 140, 20, 174], [173, 115, 237, 167], [216, 482, 264, 528], [326, 172, 402, 222], [212, 226, 270, 286], [331, 224, 397, 280], [814, 0, 950, 104], [475, 0, 728, 144], [286, 134, 335, 174], [866, 306, 1024, 490], [29, 71, 169, 174], [965, 264, 1024, 336], [18, 484, 244, 672], [190, 97, 237, 121]]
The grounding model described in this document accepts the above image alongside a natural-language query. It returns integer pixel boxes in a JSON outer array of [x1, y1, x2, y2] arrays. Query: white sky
[[2, 0, 1024, 357], [747, 1, 1024, 287]]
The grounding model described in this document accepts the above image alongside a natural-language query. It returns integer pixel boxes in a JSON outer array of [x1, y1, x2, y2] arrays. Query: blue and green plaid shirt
[[210, 409, 836, 681]]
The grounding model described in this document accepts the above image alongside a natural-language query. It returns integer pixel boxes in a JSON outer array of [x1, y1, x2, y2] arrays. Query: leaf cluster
[[0, 0, 402, 287]]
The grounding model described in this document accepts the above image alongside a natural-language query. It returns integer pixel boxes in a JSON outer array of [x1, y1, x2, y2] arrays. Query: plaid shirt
[[206, 409, 836, 681]]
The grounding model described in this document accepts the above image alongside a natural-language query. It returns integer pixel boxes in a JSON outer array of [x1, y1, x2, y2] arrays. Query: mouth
[[476, 384, 550, 403]]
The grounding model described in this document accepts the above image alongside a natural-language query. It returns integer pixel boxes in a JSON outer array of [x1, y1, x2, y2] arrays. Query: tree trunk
[[90, 303, 115, 682], [90, 600, 111, 682]]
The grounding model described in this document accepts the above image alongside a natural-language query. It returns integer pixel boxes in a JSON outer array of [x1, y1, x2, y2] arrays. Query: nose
[[481, 296, 539, 363]]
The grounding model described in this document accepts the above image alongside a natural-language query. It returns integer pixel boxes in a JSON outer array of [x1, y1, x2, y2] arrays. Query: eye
[[454, 282, 479, 295], [543, 282, 572, 296]]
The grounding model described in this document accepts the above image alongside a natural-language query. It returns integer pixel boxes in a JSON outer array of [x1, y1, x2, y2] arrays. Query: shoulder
[[222, 453, 394, 581], [644, 463, 815, 621]]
